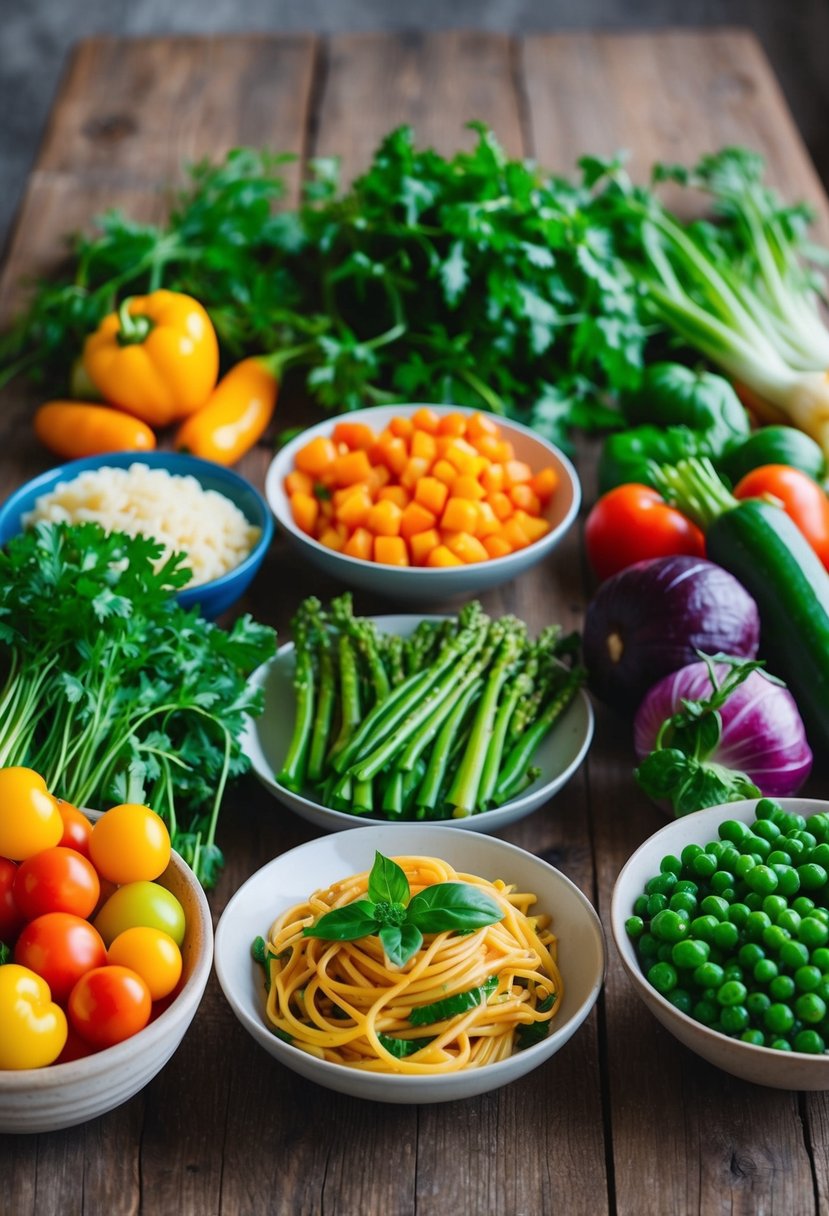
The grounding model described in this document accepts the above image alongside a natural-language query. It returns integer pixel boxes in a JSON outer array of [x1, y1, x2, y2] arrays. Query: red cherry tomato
[[585, 483, 706, 581], [13, 847, 100, 921], [68, 965, 152, 1048], [0, 857, 23, 943], [56, 801, 93, 859], [14, 912, 107, 1003], [733, 464, 829, 569]]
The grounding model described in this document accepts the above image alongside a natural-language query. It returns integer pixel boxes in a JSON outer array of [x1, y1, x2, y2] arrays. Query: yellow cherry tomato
[[0, 964, 68, 1069], [0, 767, 63, 861], [89, 803, 171, 884], [94, 881, 186, 948], [107, 926, 183, 1000]]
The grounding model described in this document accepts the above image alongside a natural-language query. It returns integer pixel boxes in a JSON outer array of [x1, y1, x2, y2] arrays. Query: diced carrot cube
[[336, 484, 374, 529], [343, 527, 373, 561], [318, 523, 348, 551], [480, 463, 505, 494], [400, 455, 432, 490], [483, 534, 513, 559], [284, 469, 313, 497], [471, 434, 503, 461], [374, 535, 410, 566], [332, 448, 373, 488], [466, 411, 500, 440], [294, 435, 337, 478], [374, 435, 409, 477], [409, 528, 441, 565], [414, 477, 449, 516], [400, 501, 438, 541], [426, 545, 464, 567], [430, 459, 457, 487], [513, 510, 551, 543], [365, 465, 391, 494], [290, 491, 319, 536], [332, 421, 375, 451], [474, 500, 501, 539], [509, 484, 541, 514], [503, 459, 532, 486], [410, 429, 437, 462], [437, 412, 468, 437], [377, 484, 411, 509], [444, 531, 489, 564], [389, 415, 415, 440], [440, 497, 480, 533], [530, 466, 559, 503], [451, 474, 486, 501], [366, 499, 403, 537], [412, 407, 441, 434], [496, 440, 515, 462], [486, 491, 514, 522], [444, 439, 480, 474], [501, 518, 531, 550]]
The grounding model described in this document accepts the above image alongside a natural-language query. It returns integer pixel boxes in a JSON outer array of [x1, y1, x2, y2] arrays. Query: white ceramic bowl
[[264, 404, 580, 601], [241, 614, 594, 833], [611, 797, 829, 1090], [214, 825, 605, 1103], [0, 843, 214, 1133]]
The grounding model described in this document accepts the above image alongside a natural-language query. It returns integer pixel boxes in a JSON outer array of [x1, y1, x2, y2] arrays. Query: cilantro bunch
[[0, 521, 276, 887]]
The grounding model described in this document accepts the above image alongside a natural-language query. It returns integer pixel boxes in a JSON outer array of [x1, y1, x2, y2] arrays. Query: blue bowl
[[0, 452, 274, 619]]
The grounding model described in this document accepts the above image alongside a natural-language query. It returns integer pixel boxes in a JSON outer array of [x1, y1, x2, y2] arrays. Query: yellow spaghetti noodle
[[260, 855, 562, 1074]]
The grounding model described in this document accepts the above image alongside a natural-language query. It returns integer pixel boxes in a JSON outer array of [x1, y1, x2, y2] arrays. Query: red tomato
[[56, 801, 93, 859], [68, 965, 152, 1048], [733, 464, 829, 569], [0, 857, 23, 942], [13, 846, 100, 921], [14, 912, 107, 1003], [585, 483, 706, 581]]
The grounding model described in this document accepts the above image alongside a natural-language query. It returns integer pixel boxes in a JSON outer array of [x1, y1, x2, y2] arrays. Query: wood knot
[[83, 113, 137, 143]]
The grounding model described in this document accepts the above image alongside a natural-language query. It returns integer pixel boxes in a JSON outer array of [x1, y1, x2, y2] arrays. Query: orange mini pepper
[[83, 290, 219, 428], [176, 356, 280, 465], [34, 401, 156, 460]]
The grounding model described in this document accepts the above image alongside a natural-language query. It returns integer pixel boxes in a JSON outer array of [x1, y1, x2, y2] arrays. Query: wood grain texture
[[1, 28, 828, 1216]]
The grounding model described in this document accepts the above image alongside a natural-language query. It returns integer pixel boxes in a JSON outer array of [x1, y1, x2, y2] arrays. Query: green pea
[[810, 816, 829, 843], [721, 1004, 750, 1033], [776, 908, 801, 935], [793, 1029, 825, 1054], [779, 940, 810, 970], [667, 988, 693, 1015], [761, 895, 788, 922], [767, 850, 793, 867], [762, 926, 791, 953], [798, 863, 828, 891], [755, 799, 781, 821], [744, 911, 773, 941], [646, 872, 678, 895], [738, 943, 765, 968], [691, 853, 718, 880], [744, 892, 763, 911], [764, 1003, 795, 1034], [747, 991, 771, 1017], [718, 980, 748, 1007], [647, 961, 678, 993], [734, 855, 757, 879], [795, 993, 827, 1024], [811, 844, 829, 869], [674, 880, 699, 895], [744, 834, 771, 859], [754, 818, 781, 842], [689, 915, 720, 942], [794, 965, 822, 993], [770, 1037, 792, 1051], [657, 943, 675, 963], [625, 916, 645, 940], [812, 908, 829, 926], [693, 962, 725, 988], [741, 1029, 766, 1046], [746, 865, 778, 896], [774, 867, 801, 898], [793, 896, 816, 917], [693, 998, 719, 1025], [794, 831, 818, 852], [650, 909, 690, 943], [700, 895, 729, 921], [727, 902, 750, 927], [783, 837, 806, 861], [718, 845, 741, 872], [646, 893, 669, 917], [681, 843, 705, 866], [754, 958, 779, 984], [637, 932, 660, 958], [769, 974, 796, 1001], [817, 978, 829, 1003], [720, 819, 751, 843], [672, 938, 710, 970], [706, 841, 726, 862], [811, 948, 829, 972], [711, 870, 735, 895], [712, 921, 740, 951], [669, 891, 698, 915], [632, 894, 649, 918]]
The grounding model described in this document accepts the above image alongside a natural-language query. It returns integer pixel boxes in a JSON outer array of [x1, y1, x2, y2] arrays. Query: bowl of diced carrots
[[264, 405, 580, 600]]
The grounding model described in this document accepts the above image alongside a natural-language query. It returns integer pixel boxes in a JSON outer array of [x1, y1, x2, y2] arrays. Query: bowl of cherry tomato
[[0, 767, 213, 1133]]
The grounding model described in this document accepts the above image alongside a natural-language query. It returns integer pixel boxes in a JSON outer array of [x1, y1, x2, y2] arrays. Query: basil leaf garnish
[[406, 882, 503, 934], [368, 851, 410, 907], [302, 899, 379, 941], [379, 922, 423, 968], [409, 975, 498, 1025], [377, 1032, 436, 1058]]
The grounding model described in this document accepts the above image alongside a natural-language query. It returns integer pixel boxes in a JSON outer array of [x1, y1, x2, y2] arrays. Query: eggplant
[[582, 555, 761, 712]]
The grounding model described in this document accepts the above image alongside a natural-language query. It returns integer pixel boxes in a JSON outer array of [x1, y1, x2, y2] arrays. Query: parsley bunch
[[0, 521, 276, 887]]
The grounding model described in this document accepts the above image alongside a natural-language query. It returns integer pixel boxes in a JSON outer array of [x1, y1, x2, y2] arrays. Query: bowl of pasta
[[213, 826, 605, 1103]]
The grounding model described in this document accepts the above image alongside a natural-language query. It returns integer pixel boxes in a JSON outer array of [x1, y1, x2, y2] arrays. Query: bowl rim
[[214, 824, 607, 1093], [264, 403, 581, 580], [0, 842, 214, 1092], [610, 795, 829, 1065], [0, 450, 274, 597], [242, 612, 595, 830]]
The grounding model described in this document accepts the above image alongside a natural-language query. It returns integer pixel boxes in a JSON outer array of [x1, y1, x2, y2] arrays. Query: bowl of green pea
[[611, 797, 829, 1089]]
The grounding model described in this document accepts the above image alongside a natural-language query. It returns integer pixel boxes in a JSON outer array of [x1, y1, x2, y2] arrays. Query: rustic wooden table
[[1, 27, 828, 1216]]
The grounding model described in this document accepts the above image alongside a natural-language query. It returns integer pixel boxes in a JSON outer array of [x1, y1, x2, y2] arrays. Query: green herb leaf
[[376, 1032, 436, 1058], [515, 992, 557, 1050], [405, 882, 504, 934], [367, 852, 410, 907], [379, 922, 423, 968], [409, 975, 498, 1025], [302, 899, 379, 942]]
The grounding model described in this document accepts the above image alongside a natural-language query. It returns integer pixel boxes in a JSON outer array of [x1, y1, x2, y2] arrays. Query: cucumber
[[706, 499, 829, 749], [721, 426, 827, 485]]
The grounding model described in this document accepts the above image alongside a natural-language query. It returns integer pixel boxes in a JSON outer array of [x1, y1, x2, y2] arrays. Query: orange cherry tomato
[[68, 965, 152, 1048], [733, 464, 829, 570], [585, 483, 706, 581], [56, 801, 93, 858], [89, 803, 171, 885]]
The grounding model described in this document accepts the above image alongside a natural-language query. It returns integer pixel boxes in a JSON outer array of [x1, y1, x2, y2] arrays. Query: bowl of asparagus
[[241, 596, 594, 832]]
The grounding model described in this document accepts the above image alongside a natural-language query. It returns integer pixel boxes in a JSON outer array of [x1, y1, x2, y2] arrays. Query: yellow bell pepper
[[82, 290, 219, 428], [0, 965, 68, 1070]]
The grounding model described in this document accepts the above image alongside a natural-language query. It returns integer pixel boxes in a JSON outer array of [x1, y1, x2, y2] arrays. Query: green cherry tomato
[[93, 881, 185, 948]]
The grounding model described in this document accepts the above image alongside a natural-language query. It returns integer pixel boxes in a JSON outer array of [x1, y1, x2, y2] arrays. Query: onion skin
[[583, 555, 761, 712], [634, 661, 813, 797]]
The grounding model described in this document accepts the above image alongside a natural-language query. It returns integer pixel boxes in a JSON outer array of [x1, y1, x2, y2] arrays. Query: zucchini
[[706, 499, 829, 749], [720, 425, 827, 485]]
